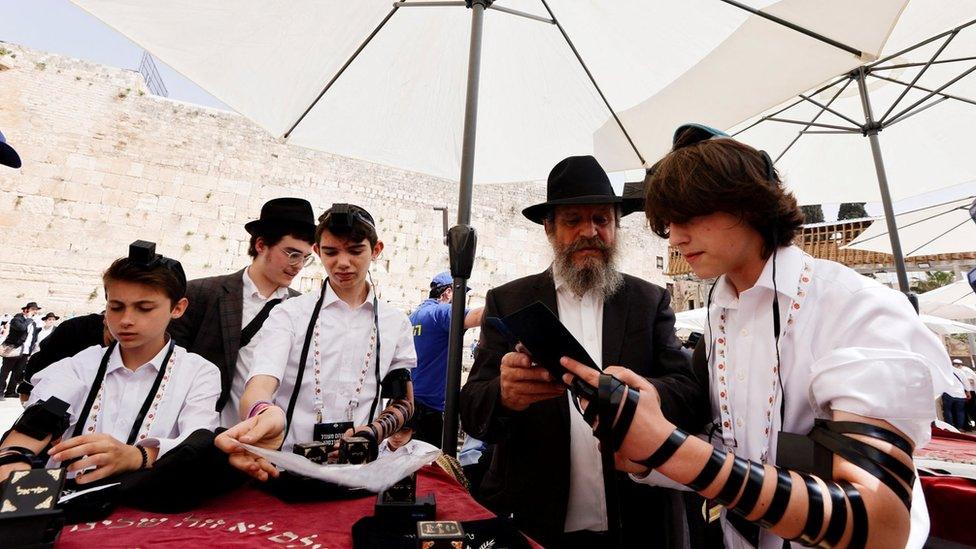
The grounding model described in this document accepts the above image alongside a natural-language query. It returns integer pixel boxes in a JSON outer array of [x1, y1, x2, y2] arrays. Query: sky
[[1, 0, 972, 222], [0, 0, 226, 109]]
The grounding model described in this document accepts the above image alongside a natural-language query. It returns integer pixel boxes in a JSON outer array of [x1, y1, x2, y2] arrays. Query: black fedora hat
[[41, 312, 59, 321], [245, 197, 316, 236], [22, 302, 41, 311], [522, 155, 642, 224]]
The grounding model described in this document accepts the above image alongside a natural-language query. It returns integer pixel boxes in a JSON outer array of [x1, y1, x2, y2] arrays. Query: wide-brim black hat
[[22, 302, 41, 311], [522, 155, 642, 224], [41, 313, 59, 321], [245, 197, 316, 236]]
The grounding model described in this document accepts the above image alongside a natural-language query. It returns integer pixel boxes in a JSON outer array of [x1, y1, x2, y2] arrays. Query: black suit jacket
[[169, 268, 300, 410], [459, 269, 706, 548]]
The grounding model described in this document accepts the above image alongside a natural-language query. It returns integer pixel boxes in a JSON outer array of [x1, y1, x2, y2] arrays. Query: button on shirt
[[221, 269, 293, 426], [553, 273, 608, 534], [701, 245, 957, 549], [29, 343, 221, 464], [246, 283, 417, 450]]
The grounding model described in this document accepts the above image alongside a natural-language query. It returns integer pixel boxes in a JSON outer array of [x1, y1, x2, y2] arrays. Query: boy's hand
[[215, 406, 286, 482], [49, 433, 143, 484], [0, 462, 31, 483]]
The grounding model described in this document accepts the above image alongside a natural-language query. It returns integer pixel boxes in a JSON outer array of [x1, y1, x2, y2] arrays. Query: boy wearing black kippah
[[0, 242, 220, 485]]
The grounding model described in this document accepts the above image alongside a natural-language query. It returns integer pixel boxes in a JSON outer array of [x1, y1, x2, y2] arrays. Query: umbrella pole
[[855, 67, 912, 295], [442, 0, 486, 457]]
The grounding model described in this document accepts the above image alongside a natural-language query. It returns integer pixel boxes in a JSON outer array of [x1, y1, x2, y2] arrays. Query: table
[[57, 465, 522, 548]]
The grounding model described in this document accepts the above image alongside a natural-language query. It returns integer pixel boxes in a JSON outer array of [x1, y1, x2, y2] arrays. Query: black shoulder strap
[[125, 341, 176, 444], [284, 280, 328, 441], [72, 342, 117, 438], [239, 298, 283, 349]]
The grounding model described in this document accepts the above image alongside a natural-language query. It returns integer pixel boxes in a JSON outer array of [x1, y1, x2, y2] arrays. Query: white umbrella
[[919, 280, 976, 320], [68, 0, 911, 462], [615, 0, 976, 292], [845, 195, 976, 256], [921, 313, 976, 335]]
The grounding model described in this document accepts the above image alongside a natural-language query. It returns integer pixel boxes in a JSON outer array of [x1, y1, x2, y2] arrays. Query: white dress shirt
[[29, 342, 221, 464], [670, 245, 955, 549], [553, 272, 608, 534], [246, 282, 417, 450], [220, 268, 293, 426], [954, 366, 976, 392]]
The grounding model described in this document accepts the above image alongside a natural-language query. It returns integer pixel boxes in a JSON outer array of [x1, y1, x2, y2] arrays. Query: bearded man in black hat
[[460, 156, 704, 548], [170, 197, 316, 425]]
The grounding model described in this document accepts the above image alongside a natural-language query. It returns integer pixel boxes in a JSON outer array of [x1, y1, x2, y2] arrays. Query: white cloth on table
[[245, 282, 416, 450], [29, 342, 220, 463]]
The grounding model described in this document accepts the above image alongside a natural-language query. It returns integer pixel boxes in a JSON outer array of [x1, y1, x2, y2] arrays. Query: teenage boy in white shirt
[[216, 204, 416, 480], [0, 241, 220, 484], [558, 124, 957, 549]]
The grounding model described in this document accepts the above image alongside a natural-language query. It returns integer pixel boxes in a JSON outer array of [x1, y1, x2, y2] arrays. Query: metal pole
[[441, 0, 486, 457], [855, 67, 911, 293]]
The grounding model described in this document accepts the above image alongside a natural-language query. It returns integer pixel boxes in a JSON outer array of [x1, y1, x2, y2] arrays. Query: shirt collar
[[323, 279, 377, 311], [712, 245, 804, 309], [107, 339, 172, 374], [243, 267, 290, 301]]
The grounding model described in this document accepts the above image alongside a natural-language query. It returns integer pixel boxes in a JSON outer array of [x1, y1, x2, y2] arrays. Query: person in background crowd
[[378, 416, 419, 457], [18, 312, 114, 402], [170, 197, 316, 426], [0, 302, 42, 400], [409, 271, 483, 447], [950, 358, 976, 431], [33, 312, 59, 352], [460, 155, 702, 548]]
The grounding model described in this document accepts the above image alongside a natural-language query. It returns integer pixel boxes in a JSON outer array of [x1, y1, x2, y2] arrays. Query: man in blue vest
[[409, 272, 483, 446]]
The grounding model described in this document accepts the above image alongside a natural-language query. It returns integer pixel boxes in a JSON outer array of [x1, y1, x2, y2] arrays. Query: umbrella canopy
[[71, 0, 906, 184], [919, 280, 976, 320], [725, 1, 976, 205], [845, 195, 976, 256], [920, 313, 976, 335]]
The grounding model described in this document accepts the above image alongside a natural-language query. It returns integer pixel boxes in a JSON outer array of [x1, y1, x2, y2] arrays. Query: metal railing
[[138, 51, 169, 97]]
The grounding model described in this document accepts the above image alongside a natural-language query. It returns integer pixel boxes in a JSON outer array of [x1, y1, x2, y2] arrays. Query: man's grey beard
[[549, 234, 623, 298]]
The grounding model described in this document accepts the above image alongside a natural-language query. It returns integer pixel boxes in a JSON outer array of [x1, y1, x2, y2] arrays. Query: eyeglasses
[[281, 248, 315, 267]]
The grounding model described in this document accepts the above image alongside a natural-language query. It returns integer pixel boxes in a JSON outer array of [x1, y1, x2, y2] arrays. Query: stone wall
[[0, 43, 670, 317]]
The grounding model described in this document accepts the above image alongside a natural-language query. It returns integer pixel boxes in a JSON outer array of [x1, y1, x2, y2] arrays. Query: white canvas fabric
[[71, 0, 906, 184]]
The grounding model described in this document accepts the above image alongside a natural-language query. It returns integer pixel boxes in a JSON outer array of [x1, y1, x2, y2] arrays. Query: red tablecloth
[[56, 465, 511, 548], [919, 426, 976, 547]]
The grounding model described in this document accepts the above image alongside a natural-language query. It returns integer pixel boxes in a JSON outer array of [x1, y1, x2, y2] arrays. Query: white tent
[[919, 280, 976, 320], [845, 195, 976, 257], [675, 307, 708, 333], [920, 314, 976, 335]]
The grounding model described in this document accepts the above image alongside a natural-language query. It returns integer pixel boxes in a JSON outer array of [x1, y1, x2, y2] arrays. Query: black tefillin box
[[374, 472, 435, 523], [0, 468, 67, 548]]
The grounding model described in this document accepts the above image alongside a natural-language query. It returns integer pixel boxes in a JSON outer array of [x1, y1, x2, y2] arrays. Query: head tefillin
[[128, 240, 187, 297], [321, 203, 375, 232]]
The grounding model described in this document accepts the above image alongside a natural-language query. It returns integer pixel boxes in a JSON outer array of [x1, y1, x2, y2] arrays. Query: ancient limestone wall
[[0, 43, 670, 317]]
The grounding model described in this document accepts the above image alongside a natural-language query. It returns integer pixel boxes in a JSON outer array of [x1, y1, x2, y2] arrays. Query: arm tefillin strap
[[628, 419, 913, 547], [581, 373, 640, 451]]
